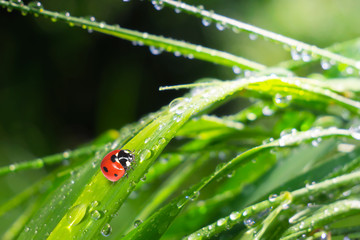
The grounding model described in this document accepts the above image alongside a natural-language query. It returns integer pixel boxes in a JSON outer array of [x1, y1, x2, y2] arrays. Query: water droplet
[[268, 194, 278, 202], [24, 227, 30, 232], [243, 218, 255, 228], [301, 51, 311, 62], [101, 223, 112, 237], [350, 123, 360, 140], [158, 138, 166, 145], [346, 67, 354, 75], [169, 97, 189, 114], [174, 7, 181, 13], [63, 150, 71, 159], [273, 93, 292, 108], [311, 138, 322, 147], [262, 106, 274, 116], [230, 211, 240, 220], [151, 0, 164, 10], [202, 18, 211, 27], [232, 66, 241, 75], [91, 201, 99, 208], [190, 191, 200, 201], [320, 59, 331, 70], [215, 22, 225, 31], [249, 33, 258, 41], [144, 137, 151, 144], [246, 112, 257, 121], [139, 149, 152, 163], [28, 1, 43, 10], [217, 218, 226, 226], [174, 51, 181, 57], [149, 46, 163, 55], [134, 219, 143, 227], [290, 48, 301, 61], [91, 210, 101, 220], [9, 164, 16, 171], [262, 137, 274, 144], [67, 204, 87, 227]]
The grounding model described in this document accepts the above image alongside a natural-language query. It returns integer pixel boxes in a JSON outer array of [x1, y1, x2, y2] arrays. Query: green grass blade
[[0, 0, 265, 71], [158, 0, 360, 72]]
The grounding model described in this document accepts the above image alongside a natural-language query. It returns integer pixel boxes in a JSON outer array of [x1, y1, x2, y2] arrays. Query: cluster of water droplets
[[151, 0, 164, 11]]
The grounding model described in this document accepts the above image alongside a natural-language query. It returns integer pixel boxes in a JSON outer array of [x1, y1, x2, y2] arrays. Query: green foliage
[[1, 0, 360, 239]]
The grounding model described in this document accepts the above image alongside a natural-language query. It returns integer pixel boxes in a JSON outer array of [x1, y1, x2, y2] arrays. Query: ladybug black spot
[[111, 155, 116, 162], [103, 166, 108, 172], [114, 174, 118, 177]]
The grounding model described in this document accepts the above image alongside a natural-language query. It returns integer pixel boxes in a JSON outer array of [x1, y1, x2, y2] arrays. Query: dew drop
[[217, 218, 226, 226], [230, 211, 240, 220], [28, 1, 43, 10], [301, 51, 311, 62], [9, 164, 16, 171], [144, 137, 151, 144], [139, 149, 152, 163], [158, 138, 166, 145], [91, 210, 101, 220], [91, 201, 99, 208], [169, 98, 189, 114], [249, 33, 258, 41], [24, 227, 30, 232], [174, 51, 181, 57], [350, 123, 360, 140], [320, 59, 331, 70], [149, 46, 163, 55], [290, 48, 301, 61], [232, 66, 241, 75], [63, 150, 71, 159], [215, 22, 225, 31], [151, 0, 164, 10], [273, 93, 292, 108], [243, 218, 255, 228], [67, 204, 87, 227], [262, 106, 274, 116], [134, 219, 143, 228], [268, 194, 278, 202], [101, 223, 112, 237], [202, 18, 211, 27]]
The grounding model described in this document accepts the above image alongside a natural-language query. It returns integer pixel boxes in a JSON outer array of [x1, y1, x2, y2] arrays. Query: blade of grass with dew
[[278, 37, 360, 71], [157, 0, 360, 72], [280, 200, 360, 240], [0, 0, 265, 71], [161, 76, 360, 114], [184, 168, 360, 240], [15, 79, 251, 239], [239, 140, 337, 208], [123, 127, 354, 239], [163, 151, 277, 239], [14, 108, 164, 239], [265, 147, 360, 199]]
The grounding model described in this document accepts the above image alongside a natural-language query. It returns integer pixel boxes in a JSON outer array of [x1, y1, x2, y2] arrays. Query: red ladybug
[[100, 149, 135, 182]]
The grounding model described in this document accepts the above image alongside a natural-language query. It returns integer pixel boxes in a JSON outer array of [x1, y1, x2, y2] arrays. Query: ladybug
[[100, 149, 135, 182]]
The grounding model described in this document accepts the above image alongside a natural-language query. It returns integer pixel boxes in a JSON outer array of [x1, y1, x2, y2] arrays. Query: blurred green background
[[1, 0, 360, 234]]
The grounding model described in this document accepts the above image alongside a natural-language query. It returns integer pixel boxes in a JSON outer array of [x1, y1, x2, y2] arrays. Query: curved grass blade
[[123, 127, 354, 240], [162, 76, 360, 114], [15, 80, 248, 239], [185, 167, 360, 239], [0, 0, 265, 71], [158, 0, 360, 71], [280, 200, 360, 240]]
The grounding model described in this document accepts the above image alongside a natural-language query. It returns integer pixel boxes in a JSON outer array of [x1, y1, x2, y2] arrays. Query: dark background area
[[1, 0, 360, 194]]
